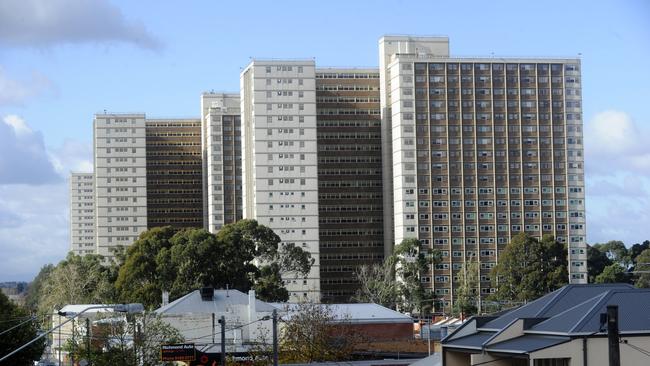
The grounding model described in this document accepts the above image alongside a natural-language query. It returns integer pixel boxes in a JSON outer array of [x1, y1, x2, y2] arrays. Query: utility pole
[[607, 305, 620, 366], [71, 318, 75, 366], [86, 317, 91, 365], [212, 313, 216, 345], [58, 314, 61, 365], [219, 315, 226, 366], [133, 316, 137, 366], [427, 317, 431, 356], [272, 309, 278, 366]]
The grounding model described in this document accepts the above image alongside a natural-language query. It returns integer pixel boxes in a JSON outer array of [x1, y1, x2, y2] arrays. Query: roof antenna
[[226, 284, 229, 297]]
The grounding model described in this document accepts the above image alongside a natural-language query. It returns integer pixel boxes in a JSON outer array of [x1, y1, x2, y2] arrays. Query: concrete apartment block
[[241, 60, 320, 301], [69, 172, 95, 255], [93, 114, 148, 259], [201, 93, 243, 232], [379, 35, 587, 311]]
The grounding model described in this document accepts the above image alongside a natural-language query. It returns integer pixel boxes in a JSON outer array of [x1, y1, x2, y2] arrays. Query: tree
[[115, 226, 179, 308], [634, 248, 650, 288], [492, 233, 568, 303], [0, 292, 45, 366], [279, 302, 364, 363], [38, 253, 116, 315], [116, 220, 313, 308], [25, 264, 54, 312], [254, 263, 289, 302], [595, 263, 629, 283], [393, 238, 440, 315], [593, 240, 631, 269], [587, 245, 612, 283], [352, 259, 399, 309], [452, 256, 479, 318], [629, 240, 650, 263], [353, 239, 440, 314]]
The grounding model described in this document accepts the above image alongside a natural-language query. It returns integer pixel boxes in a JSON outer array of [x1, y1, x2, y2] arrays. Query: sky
[[0, 0, 649, 281]]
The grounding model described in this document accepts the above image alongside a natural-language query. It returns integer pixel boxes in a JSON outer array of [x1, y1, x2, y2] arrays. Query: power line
[[0, 316, 37, 336], [621, 341, 650, 358], [0, 315, 34, 324]]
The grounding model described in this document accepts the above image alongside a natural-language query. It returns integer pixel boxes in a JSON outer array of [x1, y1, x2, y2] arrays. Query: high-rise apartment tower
[[379, 36, 587, 310], [315, 68, 385, 302], [241, 60, 321, 301], [201, 93, 243, 232], [69, 172, 95, 255]]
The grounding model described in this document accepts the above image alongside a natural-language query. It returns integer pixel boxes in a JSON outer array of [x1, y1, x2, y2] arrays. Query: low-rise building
[[442, 284, 650, 366], [274, 302, 414, 342], [155, 288, 275, 353], [51, 304, 125, 365]]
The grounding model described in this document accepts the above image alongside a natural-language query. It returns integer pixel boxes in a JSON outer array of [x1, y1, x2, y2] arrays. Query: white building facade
[[240, 60, 321, 301], [93, 114, 148, 259], [69, 172, 95, 255], [201, 93, 243, 232]]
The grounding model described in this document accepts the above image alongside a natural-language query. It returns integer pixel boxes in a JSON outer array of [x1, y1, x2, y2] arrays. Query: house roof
[[480, 284, 634, 330], [56, 304, 119, 316], [271, 303, 414, 324], [530, 289, 650, 335], [441, 331, 496, 350], [442, 284, 650, 356], [485, 334, 570, 354], [155, 289, 276, 314]]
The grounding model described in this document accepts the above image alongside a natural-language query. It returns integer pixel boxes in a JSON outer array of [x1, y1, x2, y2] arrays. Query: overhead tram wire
[[0, 316, 37, 336]]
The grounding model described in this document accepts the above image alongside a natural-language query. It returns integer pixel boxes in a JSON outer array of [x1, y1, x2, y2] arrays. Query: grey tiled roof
[[486, 334, 570, 353]]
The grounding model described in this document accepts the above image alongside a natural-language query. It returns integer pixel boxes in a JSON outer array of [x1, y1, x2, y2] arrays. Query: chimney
[[200, 287, 214, 301], [162, 290, 169, 307], [248, 290, 257, 323]]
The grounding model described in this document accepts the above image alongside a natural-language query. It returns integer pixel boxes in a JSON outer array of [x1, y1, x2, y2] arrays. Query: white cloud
[[0, 114, 61, 185], [0, 0, 162, 50], [0, 66, 56, 106], [0, 119, 92, 281], [584, 110, 650, 175], [585, 110, 650, 246], [49, 139, 93, 175], [0, 184, 69, 281]]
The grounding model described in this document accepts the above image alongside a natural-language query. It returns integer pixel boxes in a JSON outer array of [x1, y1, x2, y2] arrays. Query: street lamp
[[0, 303, 144, 364]]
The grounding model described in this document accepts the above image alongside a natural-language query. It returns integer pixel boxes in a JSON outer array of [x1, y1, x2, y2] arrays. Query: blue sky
[[0, 0, 649, 281]]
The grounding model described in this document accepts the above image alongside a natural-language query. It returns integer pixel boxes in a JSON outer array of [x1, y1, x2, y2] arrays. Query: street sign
[[161, 343, 196, 362]]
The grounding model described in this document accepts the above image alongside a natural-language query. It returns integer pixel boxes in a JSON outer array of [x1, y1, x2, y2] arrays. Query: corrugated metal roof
[[155, 289, 276, 314], [486, 335, 570, 353], [441, 331, 496, 350], [271, 303, 413, 324], [569, 290, 650, 334], [481, 284, 633, 330], [529, 293, 607, 334], [57, 304, 118, 316]]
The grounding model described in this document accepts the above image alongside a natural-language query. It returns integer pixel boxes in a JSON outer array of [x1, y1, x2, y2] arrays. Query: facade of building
[[145, 118, 203, 229], [91, 113, 205, 259], [70, 172, 95, 255], [93, 114, 148, 259], [315, 69, 385, 302], [379, 36, 587, 310], [156, 288, 275, 353], [240, 60, 321, 301], [75, 36, 588, 304], [201, 93, 243, 232]]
